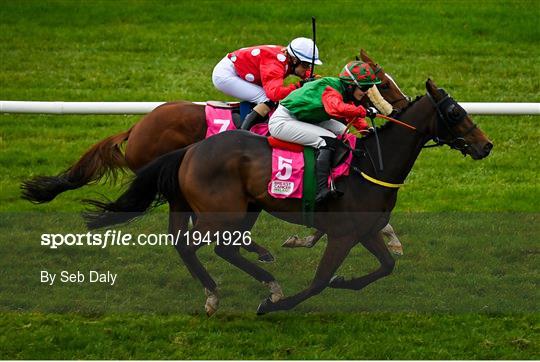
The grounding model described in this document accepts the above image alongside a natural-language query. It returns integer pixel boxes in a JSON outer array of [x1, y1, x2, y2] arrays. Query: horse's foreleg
[[381, 223, 403, 256], [329, 232, 395, 291], [282, 229, 325, 248], [214, 244, 283, 303], [257, 235, 354, 314], [240, 205, 275, 263]]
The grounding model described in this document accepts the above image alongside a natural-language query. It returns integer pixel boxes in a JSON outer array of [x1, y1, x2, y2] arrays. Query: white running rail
[[0, 100, 538, 115]]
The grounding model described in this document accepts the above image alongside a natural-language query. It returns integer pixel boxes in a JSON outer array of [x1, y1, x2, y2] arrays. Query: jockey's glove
[[366, 106, 378, 119]]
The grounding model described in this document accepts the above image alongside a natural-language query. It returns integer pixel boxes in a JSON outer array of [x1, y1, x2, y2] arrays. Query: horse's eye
[[378, 83, 389, 90]]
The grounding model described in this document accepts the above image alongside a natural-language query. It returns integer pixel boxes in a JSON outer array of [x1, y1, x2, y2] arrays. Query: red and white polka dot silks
[[227, 45, 297, 102]]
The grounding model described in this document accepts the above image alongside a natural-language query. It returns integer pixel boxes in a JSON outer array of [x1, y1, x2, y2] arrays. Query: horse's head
[[425, 79, 493, 160], [359, 49, 410, 113]]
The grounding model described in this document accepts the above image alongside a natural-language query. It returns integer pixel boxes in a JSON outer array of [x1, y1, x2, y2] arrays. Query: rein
[[376, 114, 416, 131], [344, 89, 473, 188]]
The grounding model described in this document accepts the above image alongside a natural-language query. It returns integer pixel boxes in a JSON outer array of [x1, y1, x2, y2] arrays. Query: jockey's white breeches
[[212, 56, 269, 103], [268, 104, 346, 148]]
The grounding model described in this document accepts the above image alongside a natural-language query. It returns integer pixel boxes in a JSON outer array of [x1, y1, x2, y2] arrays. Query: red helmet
[[339, 61, 381, 86]]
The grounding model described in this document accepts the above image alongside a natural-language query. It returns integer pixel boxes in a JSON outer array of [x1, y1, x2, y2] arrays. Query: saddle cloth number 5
[[276, 156, 293, 180]]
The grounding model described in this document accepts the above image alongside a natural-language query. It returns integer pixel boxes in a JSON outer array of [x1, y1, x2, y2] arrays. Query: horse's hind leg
[[381, 223, 404, 256], [257, 234, 354, 314], [329, 232, 395, 291], [282, 229, 325, 248], [214, 244, 283, 303], [169, 203, 219, 316]]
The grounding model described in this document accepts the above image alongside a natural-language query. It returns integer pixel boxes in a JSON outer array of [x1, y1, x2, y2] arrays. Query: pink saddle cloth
[[205, 104, 271, 138], [267, 135, 357, 199], [205, 105, 237, 138]]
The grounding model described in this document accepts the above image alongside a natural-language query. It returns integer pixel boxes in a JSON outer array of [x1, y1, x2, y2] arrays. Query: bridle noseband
[[425, 89, 477, 154]]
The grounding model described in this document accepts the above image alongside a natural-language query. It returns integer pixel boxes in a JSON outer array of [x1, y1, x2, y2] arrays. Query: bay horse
[[21, 50, 410, 259], [84, 79, 493, 315]]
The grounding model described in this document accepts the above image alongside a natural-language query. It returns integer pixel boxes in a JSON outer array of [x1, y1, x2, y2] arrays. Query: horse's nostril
[[484, 142, 493, 153]]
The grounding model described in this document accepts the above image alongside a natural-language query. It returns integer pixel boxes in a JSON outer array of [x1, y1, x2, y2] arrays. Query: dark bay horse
[[84, 79, 493, 315], [21, 50, 410, 260]]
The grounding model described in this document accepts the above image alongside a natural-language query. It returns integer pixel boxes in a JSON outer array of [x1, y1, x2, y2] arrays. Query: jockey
[[268, 61, 381, 203], [211, 37, 322, 130]]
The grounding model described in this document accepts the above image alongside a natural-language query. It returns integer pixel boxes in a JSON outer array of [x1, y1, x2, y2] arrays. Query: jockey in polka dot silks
[[268, 61, 381, 204], [212, 37, 322, 130]]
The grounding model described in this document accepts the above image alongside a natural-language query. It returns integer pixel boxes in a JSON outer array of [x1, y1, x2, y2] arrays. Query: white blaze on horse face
[[385, 73, 409, 101]]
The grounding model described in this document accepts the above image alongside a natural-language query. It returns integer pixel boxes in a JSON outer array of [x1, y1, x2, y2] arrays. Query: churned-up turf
[[0, 0, 538, 359]]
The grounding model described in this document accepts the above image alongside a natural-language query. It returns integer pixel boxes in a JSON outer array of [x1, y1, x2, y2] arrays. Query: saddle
[[267, 137, 351, 169]]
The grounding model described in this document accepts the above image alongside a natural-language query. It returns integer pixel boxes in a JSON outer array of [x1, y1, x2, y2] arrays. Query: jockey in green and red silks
[[268, 61, 382, 204], [212, 38, 321, 130]]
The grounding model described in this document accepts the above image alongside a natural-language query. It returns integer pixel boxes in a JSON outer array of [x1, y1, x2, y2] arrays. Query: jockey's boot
[[315, 138, 343, 204], [240, 101, 275, 130]]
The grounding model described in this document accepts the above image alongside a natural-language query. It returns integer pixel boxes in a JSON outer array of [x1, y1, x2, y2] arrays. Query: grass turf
[[0, 0, 538, 359]]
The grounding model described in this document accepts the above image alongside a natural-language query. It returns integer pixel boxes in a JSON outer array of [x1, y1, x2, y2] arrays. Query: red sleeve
[[321, 86, 367, 121], [260, 59, 297, 102]]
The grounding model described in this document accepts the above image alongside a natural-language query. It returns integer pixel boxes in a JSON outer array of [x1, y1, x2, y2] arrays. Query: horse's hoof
[[329, 275, 345, 288], [256, 297, 274, 315], [204, 288, 219, 317], [388, 242, 404, 256], [282, 235, 315, 248], [205, 304, 218, 317], [281, 235, 299, 248], [258, 252, 275, 263]]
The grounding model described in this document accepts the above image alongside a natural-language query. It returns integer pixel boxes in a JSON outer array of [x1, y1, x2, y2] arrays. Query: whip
[[310, 17, 316, 77]]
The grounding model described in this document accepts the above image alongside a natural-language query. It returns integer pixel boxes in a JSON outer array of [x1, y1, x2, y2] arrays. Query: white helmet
[[287, 37, 322, 65]]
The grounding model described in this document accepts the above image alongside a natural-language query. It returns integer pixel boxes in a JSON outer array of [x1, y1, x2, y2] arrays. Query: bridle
[[425, 89, 477, 154], [348, 88, 477, 187]]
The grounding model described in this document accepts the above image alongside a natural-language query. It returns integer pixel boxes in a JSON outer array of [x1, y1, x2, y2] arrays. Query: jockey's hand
[[351, 117, 368, 131], [366, 106, 378, 119], [359, 127, 375, 136]]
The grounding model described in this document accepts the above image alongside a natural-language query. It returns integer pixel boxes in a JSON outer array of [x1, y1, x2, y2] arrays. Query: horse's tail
[[21, 129, 131, 203], [83, 147, 188, 230]]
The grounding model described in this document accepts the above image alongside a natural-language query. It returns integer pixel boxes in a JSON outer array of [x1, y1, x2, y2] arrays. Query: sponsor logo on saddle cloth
[[268, 135, 357, 199]]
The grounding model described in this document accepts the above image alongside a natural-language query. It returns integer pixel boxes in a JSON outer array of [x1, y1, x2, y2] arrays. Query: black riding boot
[[240, 101, 276, 130], [315, 138, 344, 204], [240, 110, 265, 130], [315, 146, 333, 204]]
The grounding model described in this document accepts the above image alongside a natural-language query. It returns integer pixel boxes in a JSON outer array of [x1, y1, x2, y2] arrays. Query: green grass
[[0, 0, 539, 359], [1, 313, 537, 359]]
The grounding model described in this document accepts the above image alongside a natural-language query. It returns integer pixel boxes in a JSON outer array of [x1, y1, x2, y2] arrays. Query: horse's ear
[[360, 49, 373, 63], [355, 55, 360, 61], [426, 78, 439, 97]]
